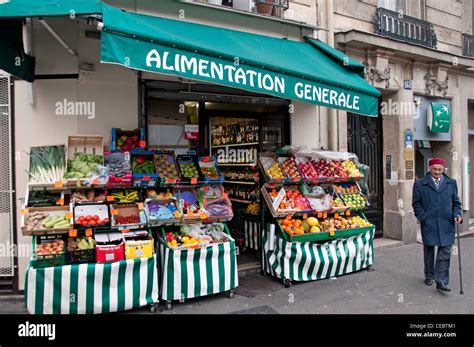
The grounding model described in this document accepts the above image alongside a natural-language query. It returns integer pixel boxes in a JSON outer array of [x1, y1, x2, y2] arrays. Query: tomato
[[85, 215, 92, 221], [89, 220, 97, 226], [102, 218, 110, 224], [81, 220, 88, 226], [77, 216, 85, 222], [92, 215, 100, 221]]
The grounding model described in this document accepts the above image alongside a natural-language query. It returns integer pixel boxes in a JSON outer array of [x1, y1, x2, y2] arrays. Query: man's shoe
[[424, 278, 433, 286], [436, 283, 451, 292]]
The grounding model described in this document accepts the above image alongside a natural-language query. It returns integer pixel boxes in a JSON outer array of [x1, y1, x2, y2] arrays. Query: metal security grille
[[0, 75, 14, 277], [348, 113, 383, 236]]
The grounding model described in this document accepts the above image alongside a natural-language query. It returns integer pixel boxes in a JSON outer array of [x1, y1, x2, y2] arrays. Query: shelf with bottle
[[210, 122, 259, 147]]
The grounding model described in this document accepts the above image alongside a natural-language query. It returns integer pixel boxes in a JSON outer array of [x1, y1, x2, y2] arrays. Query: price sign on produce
[[272, 187, 286, 211]]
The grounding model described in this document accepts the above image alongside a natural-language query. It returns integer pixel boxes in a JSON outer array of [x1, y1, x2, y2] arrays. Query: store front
[[0, 1, 381, 312]]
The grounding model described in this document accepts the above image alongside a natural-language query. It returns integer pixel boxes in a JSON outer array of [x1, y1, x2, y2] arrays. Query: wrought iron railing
[[463, 33, 474, 57], [374, 7, 437, 49], [193, 1, 288, 14], [254, 0, 288, 9]]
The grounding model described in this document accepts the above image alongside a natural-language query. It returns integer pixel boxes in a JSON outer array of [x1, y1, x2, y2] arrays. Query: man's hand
[[455, 216, 463, 224]]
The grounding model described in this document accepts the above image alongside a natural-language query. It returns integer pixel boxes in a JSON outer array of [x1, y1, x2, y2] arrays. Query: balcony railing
[[463, 33, 474, 57], [374, 7, 437, 49]]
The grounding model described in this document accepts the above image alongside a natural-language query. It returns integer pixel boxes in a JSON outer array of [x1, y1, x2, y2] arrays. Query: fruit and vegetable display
[[70, 190, 107, 203], [165, 223, 229, 249], [115, 215, 141, 225], [68, 236, 95, 251], [147, 189, 173, 200], [132, 156, 155, 174], [331, 196, 345, 209], [27, 145, 67, 184], [36, 239, 64, 256], [75, 215, 110, 226], [27, 191, 62, 207], [115, 134, 141, 152], [24, 211, 70, 231], [335, 183, 359, 194], [265, 162, 286, 180], [296, 158, 319, 181], [342, 160, 363, 177], [177, 158, 200, 179], [105, 152, 131, 178], [110, 190, 139, 203], [341, 193, 367, 209], [177, 189, 205, 218], [199, 159, 222, 181], [279, 213, 373, 236], [267, 188, 311, 212], [154, 154, 180, 181], [310, 159, 348, 180], [279, 157, 302, 181], [64, 153, 103, 180]]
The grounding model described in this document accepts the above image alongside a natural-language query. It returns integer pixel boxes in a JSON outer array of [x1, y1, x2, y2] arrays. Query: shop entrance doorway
[[347, 112, 384, 236]]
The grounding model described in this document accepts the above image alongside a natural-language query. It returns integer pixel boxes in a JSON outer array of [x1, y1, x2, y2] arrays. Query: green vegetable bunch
[[64, 152, 103, 179]]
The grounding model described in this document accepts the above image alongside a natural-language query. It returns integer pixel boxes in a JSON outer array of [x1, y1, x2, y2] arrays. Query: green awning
[[100, 4, 380, 116], [0, 0, 103, 81], [0, 0, 102, 18]]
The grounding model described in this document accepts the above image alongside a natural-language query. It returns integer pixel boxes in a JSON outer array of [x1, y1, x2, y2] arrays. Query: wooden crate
[[21, 205, 72, 236], [66, 135, 104, 186]]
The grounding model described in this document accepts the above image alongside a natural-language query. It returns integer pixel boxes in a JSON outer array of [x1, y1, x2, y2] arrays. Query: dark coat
[[412, 173, 462, 246]]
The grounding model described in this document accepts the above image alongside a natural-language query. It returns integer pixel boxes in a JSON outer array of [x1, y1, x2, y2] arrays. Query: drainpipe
[[22, 18, 34, 105], [327, 0, 338, 151]]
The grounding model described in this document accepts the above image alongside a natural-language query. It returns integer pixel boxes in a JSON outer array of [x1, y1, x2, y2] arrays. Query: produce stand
[[22, 132, 238, 313], [259, 147, 375, 287]]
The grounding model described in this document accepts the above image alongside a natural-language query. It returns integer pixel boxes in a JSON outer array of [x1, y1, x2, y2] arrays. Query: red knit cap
[[429, 158, 445, 167]]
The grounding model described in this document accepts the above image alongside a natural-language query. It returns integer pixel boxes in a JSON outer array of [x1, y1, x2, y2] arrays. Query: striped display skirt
[[25, 254, 159, 314], [263, 228, 374, 281], [158, 239, 239, 301]]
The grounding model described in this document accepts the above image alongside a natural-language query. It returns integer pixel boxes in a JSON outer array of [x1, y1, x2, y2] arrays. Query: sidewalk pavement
[[1, 235, 472, 315]]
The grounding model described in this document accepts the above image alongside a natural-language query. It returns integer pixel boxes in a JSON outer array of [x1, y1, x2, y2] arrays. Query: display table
[[262, 227, 374, 285], [157, 232, 238, 309], [25, 254, 159, 314]]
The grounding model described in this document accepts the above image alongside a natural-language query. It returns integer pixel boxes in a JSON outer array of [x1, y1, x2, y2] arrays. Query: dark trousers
[[424, 245, 452, 286]]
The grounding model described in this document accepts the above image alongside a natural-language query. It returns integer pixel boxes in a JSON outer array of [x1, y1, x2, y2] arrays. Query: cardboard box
[[124, 231, 154, 260], [95, 232, 124, 263]]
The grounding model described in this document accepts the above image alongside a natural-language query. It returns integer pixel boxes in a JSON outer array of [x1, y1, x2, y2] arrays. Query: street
[[2, 235, 472, 315]]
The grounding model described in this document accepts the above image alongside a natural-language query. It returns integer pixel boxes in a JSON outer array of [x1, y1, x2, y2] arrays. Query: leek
[[26, 145, 66, 183]]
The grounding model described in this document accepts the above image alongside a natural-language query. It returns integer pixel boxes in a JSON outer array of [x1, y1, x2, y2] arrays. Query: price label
[[167, 179, 175, 184], [188, 211, 194, 216], [276, 177, 282, 182], [21, 208, 29, 215], [329, 230, 335, 237], [143, 176, 151, 181], [293, 177, 299, 182], [191, 177, 198, 184], [200, 213, 207, 219], [56, 198, 64, 205], [302, 213, 308, 219], [317, 212, 323, 218], [120, 229, 130, 233], [346, 210, 351, 216], [69, 229, 77, 237], [335, 213, 339, 219], [323, 213, 327, 219], [54, 181, 63, 188], [65, 213, 73, 219], [223, 193, 229, 199], [139, 140, 146, 148], [85, 229, 93, 237], [202, 157, 210, 163], [137, 203, 144, 209], [107, 195, 115, 202], [272, 187, 286, 211], [112, 209, 119, 216]]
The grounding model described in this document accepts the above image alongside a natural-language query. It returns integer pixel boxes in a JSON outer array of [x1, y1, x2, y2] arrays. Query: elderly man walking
[[412, 158, 463, 292]]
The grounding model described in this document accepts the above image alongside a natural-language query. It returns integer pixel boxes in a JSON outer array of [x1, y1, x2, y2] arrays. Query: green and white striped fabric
[[244, 219, 260, 251], [263, 228, 374, 281], [159, 239, 238, 301], [25, 255, 159, 314]]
